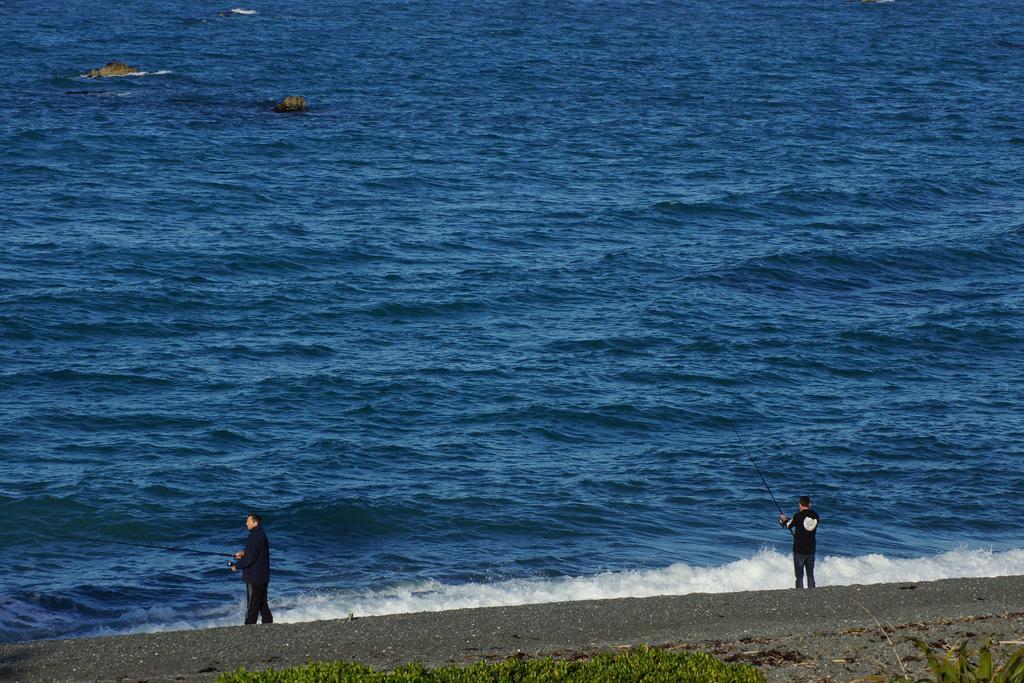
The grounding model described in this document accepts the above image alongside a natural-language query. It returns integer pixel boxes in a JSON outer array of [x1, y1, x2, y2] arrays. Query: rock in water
[[86, 61, 139, 78], [274, 96, 308, 113]]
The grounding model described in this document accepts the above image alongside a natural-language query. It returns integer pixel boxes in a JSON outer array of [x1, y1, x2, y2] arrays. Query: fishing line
[[63, 536, 236, 558], [733, 426, 793, 535]]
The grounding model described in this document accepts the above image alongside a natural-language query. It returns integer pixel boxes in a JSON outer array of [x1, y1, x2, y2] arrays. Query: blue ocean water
[[2, 0, 1024, 643]]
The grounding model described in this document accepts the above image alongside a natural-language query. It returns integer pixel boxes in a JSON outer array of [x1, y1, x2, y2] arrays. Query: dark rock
[[85, 61, 139, 78], [274, 96, 308, 113]]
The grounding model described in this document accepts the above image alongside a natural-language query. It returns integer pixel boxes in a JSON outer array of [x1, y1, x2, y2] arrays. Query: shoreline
[[2, 575, 1023, 682]]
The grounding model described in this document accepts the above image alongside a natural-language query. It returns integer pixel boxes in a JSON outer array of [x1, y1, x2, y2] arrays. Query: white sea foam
[[80, 70, 172, 78], [230, 8, 258, 14], [117, 546, 1024, 636]]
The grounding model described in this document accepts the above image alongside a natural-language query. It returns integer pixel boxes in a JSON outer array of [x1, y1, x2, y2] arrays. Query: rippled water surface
[[2, 0, 1023, 642]]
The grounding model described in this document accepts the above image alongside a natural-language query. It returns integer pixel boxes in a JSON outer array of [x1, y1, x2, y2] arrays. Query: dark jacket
[[237, 526, 270, 584], [785, 509, 819, 556]]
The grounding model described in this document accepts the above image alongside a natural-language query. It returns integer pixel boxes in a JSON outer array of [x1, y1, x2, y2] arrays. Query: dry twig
[[852, 598, 909, 679]]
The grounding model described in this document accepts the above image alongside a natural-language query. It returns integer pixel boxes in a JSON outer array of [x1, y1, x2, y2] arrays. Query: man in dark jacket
[[231, 513, 273, 624], [779, 495, 820, 589]]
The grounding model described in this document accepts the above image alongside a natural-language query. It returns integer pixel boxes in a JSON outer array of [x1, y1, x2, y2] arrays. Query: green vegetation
[[218, 646, 765, 682], [896, 641, 1024, 683]]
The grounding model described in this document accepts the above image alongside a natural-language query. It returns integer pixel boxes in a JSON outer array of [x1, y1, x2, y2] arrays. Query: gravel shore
[[2, 575, 1022, 682]]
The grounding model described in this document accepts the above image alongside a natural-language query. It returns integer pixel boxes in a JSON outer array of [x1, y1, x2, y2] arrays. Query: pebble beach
[[3, 575, 1022, 682]]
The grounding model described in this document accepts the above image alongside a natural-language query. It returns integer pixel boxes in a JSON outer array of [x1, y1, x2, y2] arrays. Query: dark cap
[[799, 495, 811, 506]]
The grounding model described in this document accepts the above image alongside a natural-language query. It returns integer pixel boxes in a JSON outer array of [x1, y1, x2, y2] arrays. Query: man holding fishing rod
[[230, 513, 273, 624], [733, 429, 821, 590], [780, 496, 819, 589]]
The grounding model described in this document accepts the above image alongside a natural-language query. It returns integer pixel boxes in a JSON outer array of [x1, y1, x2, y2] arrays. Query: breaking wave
[[102, 546, 1024, 637]]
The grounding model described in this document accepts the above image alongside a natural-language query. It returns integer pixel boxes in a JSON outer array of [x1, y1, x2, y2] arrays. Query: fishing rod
[[66, 536, 236, 558], [732, 426, 793, 535]]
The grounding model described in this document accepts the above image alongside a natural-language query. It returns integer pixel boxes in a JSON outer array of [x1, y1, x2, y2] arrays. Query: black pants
[[793, 553, 815, 589], [245, 582, 273, 624]]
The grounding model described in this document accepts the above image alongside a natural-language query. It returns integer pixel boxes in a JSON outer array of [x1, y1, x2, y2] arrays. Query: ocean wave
[[710, 229, 1024, 299], [361, 300, 487, 318], [0, 595, 70, 639], [103, 546, 1024, 637], [651, 199, 760, 220], [0, 368, 174, 389]]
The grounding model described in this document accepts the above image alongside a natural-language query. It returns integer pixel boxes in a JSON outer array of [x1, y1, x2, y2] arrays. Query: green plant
[[217, 645, 766, 682], [894, 640, 1024, 683]]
